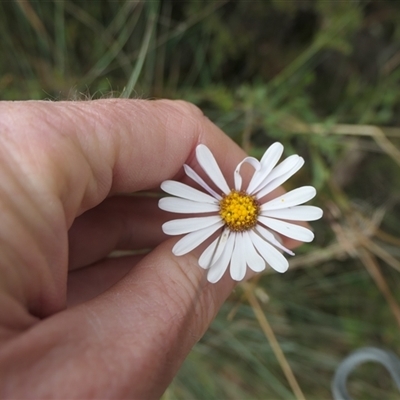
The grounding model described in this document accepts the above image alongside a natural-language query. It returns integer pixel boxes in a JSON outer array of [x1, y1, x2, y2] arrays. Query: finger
[[67, 255, 144, 306], [1, 99, 248, 317], [68, 195, 167, 270], [3, 221, 306, 398], [2, 99, 246, 227], [0, 240, 235, 399]]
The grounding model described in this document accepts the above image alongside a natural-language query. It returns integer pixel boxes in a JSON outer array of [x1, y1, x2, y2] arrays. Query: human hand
[[0, 99, 297, 398]]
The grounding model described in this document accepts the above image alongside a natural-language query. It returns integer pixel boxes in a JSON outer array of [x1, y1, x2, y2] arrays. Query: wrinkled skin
[[0, 99, 299, 399]]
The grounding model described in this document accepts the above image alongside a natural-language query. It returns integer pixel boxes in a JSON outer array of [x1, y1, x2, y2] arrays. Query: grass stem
[[245, 286, 306, 400]]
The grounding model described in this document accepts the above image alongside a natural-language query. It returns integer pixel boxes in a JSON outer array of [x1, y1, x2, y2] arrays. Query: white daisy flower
[[159, 142, 323, 283]]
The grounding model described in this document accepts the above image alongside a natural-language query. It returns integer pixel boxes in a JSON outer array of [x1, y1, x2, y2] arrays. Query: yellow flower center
[[219, 190, 260, 232]]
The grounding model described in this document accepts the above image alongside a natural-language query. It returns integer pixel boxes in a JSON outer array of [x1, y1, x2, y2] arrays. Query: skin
[[0, 99, 300, 399]]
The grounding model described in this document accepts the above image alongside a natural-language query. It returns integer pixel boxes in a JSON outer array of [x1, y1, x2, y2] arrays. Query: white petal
[[172, 221, 224, 256], [247, 142, 284, 194], [234, 157, 260, 191], [230, 233, 247, 281], [256, 156, 304, 199], [198, 229, 229, 269], [162, 216, 221, 235], [159, 197, 219, 214], [261, 186, 317, 211], [161, 181, 217, 203], [258, 216, 314, 242], [264, 154, 300, 184], [196, 144, 230, 195], [198, 237, 218, 269], [249, 231, 289, 273], [255, 224, 295, 256], [207, 232, 235, 283], [262, 205, 323, 221], [183, 164, 222, 200], [243, 231, 265, 272]]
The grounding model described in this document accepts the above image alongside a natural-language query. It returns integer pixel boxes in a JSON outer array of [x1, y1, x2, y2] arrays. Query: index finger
[[1, 99, 247, 225], [0, 99, 248, 318]]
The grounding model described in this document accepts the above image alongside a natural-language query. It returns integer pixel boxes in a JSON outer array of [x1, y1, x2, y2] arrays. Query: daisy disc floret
[[159, 142, 323, 283], [219, 191, 259, 231]]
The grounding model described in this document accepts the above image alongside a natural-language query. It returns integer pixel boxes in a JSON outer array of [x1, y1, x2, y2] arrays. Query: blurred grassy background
[[2, 0, 400, 398]]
